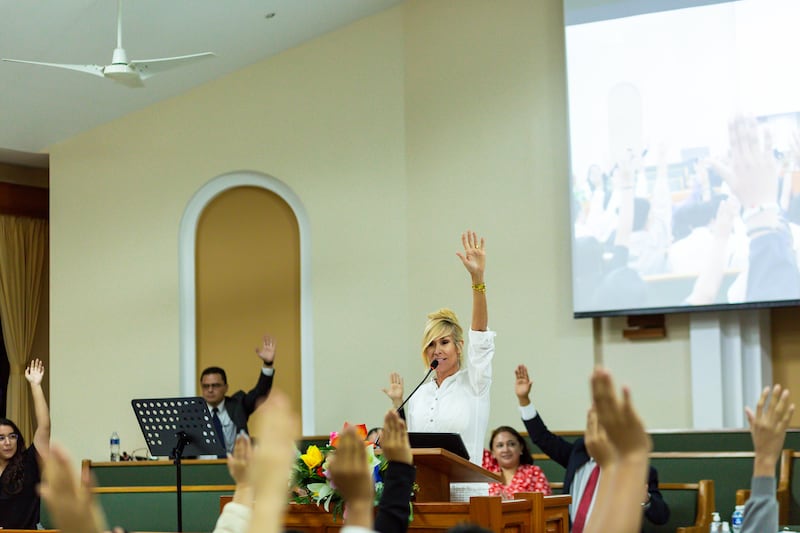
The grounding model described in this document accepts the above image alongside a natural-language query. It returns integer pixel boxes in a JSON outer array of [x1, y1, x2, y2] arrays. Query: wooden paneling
[[0, 181, 48, 218], [771, 306, 800, 427]]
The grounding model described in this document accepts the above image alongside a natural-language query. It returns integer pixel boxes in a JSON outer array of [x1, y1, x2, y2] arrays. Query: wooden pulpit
[[410, 447, 502, 502], [220, 447, 570, 533]]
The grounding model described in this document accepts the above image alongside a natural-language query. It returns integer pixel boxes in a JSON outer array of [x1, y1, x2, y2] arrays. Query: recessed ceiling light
[[265, 12, 276, 19]]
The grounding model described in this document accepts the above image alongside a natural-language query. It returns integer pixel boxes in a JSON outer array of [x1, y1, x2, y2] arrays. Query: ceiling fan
[[2, 0, 215, 88]]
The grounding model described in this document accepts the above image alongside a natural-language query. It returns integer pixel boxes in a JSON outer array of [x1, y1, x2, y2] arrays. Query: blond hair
[[420, 308, 464, 368]]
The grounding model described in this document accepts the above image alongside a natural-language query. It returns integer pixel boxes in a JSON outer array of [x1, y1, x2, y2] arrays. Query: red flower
[[330, 422, 368, 448]]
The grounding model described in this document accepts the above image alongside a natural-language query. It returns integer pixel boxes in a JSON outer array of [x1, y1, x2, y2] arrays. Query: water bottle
[[721, 521, 730, 533], [110, 431, 120, 461], [731, 504, 744, 532], [709, 512, 722, 533]]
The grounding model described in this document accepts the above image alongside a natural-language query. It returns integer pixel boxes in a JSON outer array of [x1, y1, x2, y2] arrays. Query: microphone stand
[[396, 360, 439, 412], [172, 430, 190, 533], [376, 360, 439, 447]]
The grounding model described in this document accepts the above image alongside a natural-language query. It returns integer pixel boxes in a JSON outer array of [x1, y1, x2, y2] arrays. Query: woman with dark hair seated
[[0, 358, 50, 529], [482, 425, 551, 500]]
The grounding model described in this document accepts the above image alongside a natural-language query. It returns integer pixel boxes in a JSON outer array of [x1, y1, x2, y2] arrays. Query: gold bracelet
[[472, 282, 486, 293]]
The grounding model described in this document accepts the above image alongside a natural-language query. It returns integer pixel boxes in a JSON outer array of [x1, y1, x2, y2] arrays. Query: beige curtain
[[0, 215, 47, 443]]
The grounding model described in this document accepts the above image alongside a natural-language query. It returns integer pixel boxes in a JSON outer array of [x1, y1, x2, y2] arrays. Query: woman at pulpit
[[482, 426, 552, 500], [384, 231, 496, 467]]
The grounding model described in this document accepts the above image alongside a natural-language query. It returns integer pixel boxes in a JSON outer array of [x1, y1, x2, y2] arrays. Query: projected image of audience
[[565, 0, 800, 316]]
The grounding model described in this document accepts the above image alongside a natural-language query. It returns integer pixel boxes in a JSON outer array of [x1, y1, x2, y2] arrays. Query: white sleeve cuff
[[468, 328, 497, 345], [519, 402, 538, 420], [340, 527, 378, 533], [213, 501, 252, 533], [261, 366, 275, 376]]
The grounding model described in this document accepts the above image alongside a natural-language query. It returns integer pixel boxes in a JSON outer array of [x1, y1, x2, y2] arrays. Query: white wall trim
[[178, 171, 315, 434], [690, 309, 771, 429]]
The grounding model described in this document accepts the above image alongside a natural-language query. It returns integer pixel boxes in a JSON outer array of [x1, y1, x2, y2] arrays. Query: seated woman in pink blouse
[[482, 425, 552, 500]]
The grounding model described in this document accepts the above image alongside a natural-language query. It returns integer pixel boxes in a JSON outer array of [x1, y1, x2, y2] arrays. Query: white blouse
[[406, 329, 496, 466]]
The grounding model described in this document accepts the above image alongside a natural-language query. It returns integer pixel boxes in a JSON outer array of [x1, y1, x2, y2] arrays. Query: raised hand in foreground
[[373, 409, 417, 533], [584, 367, 652, 533], [746, 384, 794, 477], [39, 444, 109, 533], [739, 385, 795, 533], [380, 409, 413, 466], [246, 389, 300, 533], [327, 427, 375, 530], [226, 432, 254, 503], [583, 407, 613, 468], [212, 432, 257, 533]]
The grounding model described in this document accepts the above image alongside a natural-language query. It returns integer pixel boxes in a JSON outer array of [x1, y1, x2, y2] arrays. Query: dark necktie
[[212, 407, 226, 450], [572, 464, 600, 533]]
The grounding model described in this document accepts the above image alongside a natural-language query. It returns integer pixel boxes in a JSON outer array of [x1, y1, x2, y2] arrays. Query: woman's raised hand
[[382, 372, 404, 409], [25, 358, 45, 386], [456, 230, 486, 281]]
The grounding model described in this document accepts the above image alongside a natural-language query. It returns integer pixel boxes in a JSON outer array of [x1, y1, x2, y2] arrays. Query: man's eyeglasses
[[201, 383, 225, 390], [0, 433, 19, 443]]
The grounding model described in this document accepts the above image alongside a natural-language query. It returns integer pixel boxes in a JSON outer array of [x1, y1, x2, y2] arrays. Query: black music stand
[[131, 396, 225, 532]]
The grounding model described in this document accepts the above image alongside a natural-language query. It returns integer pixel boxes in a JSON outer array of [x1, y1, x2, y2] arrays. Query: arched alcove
[[178, 172, 314, 433]]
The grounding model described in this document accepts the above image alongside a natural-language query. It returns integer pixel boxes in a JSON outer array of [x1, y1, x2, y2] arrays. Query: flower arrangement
[[291, 423, 386, 519]]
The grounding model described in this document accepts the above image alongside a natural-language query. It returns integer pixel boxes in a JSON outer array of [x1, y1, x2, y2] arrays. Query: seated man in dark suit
[[514, 364, 669, 533], [201, 334, 277, 454]]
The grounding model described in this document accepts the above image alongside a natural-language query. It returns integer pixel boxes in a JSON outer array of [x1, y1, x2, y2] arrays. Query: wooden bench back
[[539, 453, 720, 533]]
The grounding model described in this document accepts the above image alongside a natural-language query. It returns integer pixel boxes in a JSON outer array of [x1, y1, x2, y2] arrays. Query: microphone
[[396, 359, 439, 413], [374, 360, 439, 448]]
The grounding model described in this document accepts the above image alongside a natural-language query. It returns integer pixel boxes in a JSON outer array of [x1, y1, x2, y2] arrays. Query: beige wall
[[596, 314, 692, 429], [49, 1, 693, 461]]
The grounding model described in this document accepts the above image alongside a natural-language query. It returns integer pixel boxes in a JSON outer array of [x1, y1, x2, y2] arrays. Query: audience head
[[421, 308, 464, 372], [0, 418, 24, 464], [586, 164, 610, 195], [488, 425, 533, 469], [366, 427, 383, 444], [593, 267, 647, 310], [0, 418, 26, 495], [200, 366, 229, 406]]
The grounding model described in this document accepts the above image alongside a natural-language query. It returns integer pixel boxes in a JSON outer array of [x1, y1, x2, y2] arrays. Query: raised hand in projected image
[[710, 115, 779, 209], [685, 197, 739, 305]]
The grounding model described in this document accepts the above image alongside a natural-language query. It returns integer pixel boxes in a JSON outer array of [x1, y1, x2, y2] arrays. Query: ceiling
[[0, 0, 402, 168]]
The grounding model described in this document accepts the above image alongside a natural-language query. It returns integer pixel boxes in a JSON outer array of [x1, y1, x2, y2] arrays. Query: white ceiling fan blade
[[131, 52, 215, 80], [2, 58, 105, 78]]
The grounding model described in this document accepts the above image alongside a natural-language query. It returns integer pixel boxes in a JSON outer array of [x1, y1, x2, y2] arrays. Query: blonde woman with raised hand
[[384, 231, 496, 468]]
